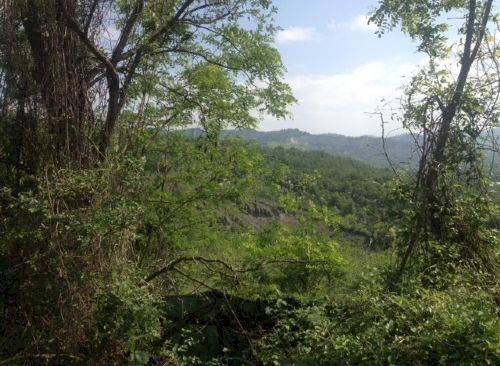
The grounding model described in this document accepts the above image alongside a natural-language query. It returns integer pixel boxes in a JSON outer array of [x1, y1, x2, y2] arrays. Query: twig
[[367, 110, 399, 176], [173, 268, 219, 292]]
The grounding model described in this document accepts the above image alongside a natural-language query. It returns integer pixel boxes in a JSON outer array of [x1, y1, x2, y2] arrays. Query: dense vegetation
[[1, 0, 499, 365]]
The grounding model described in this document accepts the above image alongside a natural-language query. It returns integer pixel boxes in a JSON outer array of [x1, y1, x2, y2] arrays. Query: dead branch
[[143, 256, 327, 284]]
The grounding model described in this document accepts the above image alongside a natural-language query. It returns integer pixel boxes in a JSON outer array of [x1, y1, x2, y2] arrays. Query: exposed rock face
[[244, 202, 278, 218]]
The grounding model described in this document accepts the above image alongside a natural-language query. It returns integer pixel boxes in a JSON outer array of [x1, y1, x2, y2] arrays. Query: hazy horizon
[[259, 0, 423, 137], [230, 127, 401, 139]]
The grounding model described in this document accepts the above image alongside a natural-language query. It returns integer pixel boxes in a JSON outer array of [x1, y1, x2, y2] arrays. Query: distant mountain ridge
[[182, 128, 499, 174], [219, 128, 415, 167]]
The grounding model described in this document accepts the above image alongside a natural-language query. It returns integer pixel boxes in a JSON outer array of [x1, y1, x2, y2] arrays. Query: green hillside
[[220, 128, 500, 179], [220, 128, 416, 167], [2, 1, 498, 365]]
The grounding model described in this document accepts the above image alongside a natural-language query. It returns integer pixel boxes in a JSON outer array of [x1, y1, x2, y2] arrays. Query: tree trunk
[[398, 0, 493, 275], [21, 0, 95, 167]]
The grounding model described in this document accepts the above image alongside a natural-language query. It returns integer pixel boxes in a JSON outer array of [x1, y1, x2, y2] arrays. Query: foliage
[[0, 157, 150, 361], [0, 0, 295, 167], [1, 0, 499, 364], [257, 273, 499, 365], [95, 265, 163, 363], [240, 220, 344, 295], [371, 0, 499, 274], [261, 146, 392, 247]]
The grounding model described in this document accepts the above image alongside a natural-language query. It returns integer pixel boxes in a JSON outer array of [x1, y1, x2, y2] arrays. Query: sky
[[260, 0, 426, 137]]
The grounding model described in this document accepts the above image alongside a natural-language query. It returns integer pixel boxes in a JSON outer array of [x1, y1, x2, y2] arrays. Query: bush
[[257, 274, 499, 365], [0, 157, 151, 362]]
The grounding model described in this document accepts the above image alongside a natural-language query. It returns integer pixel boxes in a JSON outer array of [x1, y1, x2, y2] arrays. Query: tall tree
[[371, 0, 498, 273], [0, 0, 294, 168]]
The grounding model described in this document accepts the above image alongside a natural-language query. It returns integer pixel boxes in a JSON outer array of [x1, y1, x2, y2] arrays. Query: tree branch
[[470, 0, 494, 61], [143, 256, 328, 284], [111, 0, 145, 64], [61, 2, 118, 79], [83, 0, 99, 36], [143, 0, 196, 46], [157, 47, 243, 71], [117, 0, 196, 63]]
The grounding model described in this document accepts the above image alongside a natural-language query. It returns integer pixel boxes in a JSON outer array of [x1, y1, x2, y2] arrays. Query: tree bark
[[425, 0, 492, 194], [22, 0, 95, 167]]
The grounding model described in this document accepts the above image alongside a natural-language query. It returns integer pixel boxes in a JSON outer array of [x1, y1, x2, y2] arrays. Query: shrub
[[257, 274, 499, 365]]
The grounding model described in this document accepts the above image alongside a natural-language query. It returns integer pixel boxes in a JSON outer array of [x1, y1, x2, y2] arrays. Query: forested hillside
[[221, 128, 415, 167], [220, 128, 500, 178], [1, 0, 499, 365]]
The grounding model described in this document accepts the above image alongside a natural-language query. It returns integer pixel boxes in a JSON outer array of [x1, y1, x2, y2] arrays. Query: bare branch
[[143, 256, 328, 284]]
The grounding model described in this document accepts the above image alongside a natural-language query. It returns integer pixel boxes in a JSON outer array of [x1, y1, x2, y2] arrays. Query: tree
[[0, 1, 296, 361], [0, 0, 294, 168], [371, 0, 499, 274]]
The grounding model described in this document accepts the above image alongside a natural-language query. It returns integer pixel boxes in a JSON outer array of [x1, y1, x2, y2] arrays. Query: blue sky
[[260, 0, 425, 136]]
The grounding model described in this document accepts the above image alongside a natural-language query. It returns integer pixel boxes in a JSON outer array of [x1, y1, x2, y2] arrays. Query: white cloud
[[328, 14, 377, 32], [350, 14, 378, 32], [276, 26, 318, 44], [260, 60, 423, 136]]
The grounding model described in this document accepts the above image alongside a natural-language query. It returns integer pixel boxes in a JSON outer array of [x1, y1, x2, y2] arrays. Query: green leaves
[[373, 0, 499, 274], [240, 220, 344, 294], [257, 272, 499, 365], [117, 0, 294, 137], [371, 0, 470, 57]]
